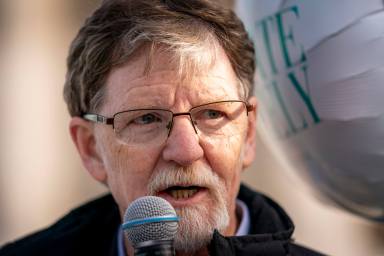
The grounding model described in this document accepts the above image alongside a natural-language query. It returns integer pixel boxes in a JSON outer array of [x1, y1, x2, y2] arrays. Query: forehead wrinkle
[[108, 69, 179, 90], [103, 82, 177, 115], [186, 86, 231, 105], [178, 74, 238, 102]]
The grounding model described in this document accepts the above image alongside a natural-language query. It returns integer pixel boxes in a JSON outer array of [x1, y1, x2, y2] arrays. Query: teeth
[[169, 188, 198, 200]]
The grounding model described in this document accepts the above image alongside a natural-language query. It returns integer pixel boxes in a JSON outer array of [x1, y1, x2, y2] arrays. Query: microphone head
[[122, 196, 179, 247]]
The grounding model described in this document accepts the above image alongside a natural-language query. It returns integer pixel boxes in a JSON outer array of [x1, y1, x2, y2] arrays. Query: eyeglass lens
[[112, 101, 248, 146]]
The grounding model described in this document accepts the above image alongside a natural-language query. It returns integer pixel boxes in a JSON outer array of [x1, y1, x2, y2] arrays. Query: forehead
[[101, 44, 241, 114]]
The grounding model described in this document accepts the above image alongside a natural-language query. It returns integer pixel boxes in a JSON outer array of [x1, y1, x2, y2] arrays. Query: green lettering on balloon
[[270, 80, 297, 135], [257, 16, 278, 75], [276, 6, 306, 68], [287, 65, 320, 124]]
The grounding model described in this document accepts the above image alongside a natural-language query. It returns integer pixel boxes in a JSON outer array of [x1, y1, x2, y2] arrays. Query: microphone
[[122, 196, 179, 256]]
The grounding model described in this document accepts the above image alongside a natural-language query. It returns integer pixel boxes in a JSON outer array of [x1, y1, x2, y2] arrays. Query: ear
[[69, 117, 107, 183], [242, 96, 257, 169]]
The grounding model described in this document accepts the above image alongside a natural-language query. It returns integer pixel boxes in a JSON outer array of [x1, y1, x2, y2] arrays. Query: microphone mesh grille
[[123, 196, 178, 246]]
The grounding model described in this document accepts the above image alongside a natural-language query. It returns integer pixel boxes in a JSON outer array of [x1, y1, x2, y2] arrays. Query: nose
[[162, 116, 204, 166]]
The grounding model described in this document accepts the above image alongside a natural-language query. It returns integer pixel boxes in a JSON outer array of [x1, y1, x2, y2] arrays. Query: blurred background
[[0, 1, 383, 255]]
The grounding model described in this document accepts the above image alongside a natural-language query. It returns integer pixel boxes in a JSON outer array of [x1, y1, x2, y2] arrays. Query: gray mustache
[[147, 165, 220, 195]]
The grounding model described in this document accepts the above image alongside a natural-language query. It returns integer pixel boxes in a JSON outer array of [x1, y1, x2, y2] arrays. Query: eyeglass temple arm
[[246, 104, 256, 115], [83, 114, 114, 125]]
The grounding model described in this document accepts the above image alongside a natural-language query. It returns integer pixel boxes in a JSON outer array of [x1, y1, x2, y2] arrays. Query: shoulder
[[0, 194, 120, 256]]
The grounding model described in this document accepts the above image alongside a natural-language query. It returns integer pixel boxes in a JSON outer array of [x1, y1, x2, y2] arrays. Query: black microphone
[[122, 196, 179, 256]]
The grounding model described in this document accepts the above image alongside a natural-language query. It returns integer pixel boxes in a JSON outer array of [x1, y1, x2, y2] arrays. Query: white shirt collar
[[235, 199, 250, 236]]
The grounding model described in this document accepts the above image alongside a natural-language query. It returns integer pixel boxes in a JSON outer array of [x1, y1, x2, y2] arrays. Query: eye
[[133, 113, 161, 125], [202, 109, 225, 119]]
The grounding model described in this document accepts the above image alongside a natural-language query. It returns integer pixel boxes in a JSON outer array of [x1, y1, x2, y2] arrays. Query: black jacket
[[0, 184, 325, 256]]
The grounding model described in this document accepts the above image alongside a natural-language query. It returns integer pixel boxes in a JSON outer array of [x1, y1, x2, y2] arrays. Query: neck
[[222, 199, 240, 236]]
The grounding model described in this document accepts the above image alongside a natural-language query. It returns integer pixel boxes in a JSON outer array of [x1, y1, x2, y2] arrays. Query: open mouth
[[157, 185, 207, 203], [165, 186, 200, 199]]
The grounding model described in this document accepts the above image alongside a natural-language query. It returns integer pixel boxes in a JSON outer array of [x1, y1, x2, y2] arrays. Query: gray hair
[[63, 0, 255, 117]]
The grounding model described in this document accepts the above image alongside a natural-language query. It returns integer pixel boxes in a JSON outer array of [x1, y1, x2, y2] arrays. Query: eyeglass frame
[[82, 100, 255, 139]]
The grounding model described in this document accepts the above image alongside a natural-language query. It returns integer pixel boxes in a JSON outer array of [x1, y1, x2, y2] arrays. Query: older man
[[1, 1, 323, 255]]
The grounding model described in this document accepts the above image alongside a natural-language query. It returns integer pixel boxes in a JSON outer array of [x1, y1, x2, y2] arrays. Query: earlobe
[[242, 97, 257, 169], [69, 117, 107, 182]]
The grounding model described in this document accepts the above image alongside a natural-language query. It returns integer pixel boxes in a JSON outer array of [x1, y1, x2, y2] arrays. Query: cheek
[[202, 134, 245, 196], [101, 143, 160, 212]]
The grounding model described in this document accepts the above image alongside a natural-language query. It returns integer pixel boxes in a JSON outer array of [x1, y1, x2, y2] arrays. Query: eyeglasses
[[83, 100, 255, 147]]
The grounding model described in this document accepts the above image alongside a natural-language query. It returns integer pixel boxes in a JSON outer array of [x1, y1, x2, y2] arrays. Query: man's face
[[85, 45, 256, 252]]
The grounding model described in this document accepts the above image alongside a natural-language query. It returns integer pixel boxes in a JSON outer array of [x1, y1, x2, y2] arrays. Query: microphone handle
[[134, 240, 175, 256]]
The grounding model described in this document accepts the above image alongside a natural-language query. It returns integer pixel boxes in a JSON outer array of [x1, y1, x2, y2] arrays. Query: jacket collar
[[208, 184, 295, 255]]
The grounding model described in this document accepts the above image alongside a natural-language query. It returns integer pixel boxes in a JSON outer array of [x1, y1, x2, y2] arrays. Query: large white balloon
[[236, 0, 384, 220]]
